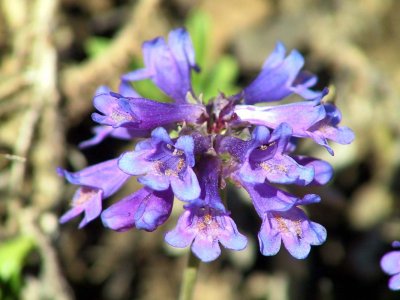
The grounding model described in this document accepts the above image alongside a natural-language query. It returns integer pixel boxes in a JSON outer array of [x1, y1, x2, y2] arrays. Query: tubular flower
[[92, 91, 206, 130], [58, 159, 130, 228], [59, 28, 353, 262], [118, 127, 200, 201], [242, 42, 321, 104], [234, 89, 354, 154], [220, 124, 314, 186], [122, 28, 199, 103], [101, 187, 174, 232], [165, 157, 247, 262]]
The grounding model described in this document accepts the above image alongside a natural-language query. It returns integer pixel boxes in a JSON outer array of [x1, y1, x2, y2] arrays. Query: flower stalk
[[179, 251, 200, 300]]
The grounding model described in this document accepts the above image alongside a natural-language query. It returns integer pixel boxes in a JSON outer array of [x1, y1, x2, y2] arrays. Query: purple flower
[[258, 205, 327, 259], [234, 89, 354, 154], [242, 42, 321, 104], [78, 86, 151, 148], [237, 124, 314, 185], [165, 205, 247, 262], [118, 127, 200, 201], [305, 102, 355, 154], [234, 94, 326, 133], [91, 91, 206, 130], [58, 158, 130, 228], [122, 28, 199, 103], [381, 241, 400, 291], [165, 157, 247, 262], [101, 187, 174, 232], [237, 176, 325, 259]]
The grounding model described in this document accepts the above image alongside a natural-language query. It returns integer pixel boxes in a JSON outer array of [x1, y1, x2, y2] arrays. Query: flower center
[[151, 143, 187, 177], [111, 109, 133, 123], [259, 161, 288, 174], [195, 208, 220, 234], [73, 187, 99, 206], [273, 213, 302, 238]]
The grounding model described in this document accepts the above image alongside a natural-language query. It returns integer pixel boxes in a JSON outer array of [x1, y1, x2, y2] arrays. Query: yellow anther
[[176, 159, 185, 171], [111, 110, 131, 122], [260, 162, 287, 174], [203, 214, 213, 225], [164, 169, 178, 177], [259, 162, 271, 172], [173, 148, 184, 156]]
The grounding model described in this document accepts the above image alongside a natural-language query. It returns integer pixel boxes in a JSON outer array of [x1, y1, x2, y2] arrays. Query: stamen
[[294, 220, 303, 238], [274, 214, 302, 238], [259, 162, 288, 174], [153, 161, 164, 175], [203, 214, 213, 225], [275, 216, 289, 233], [165, 169, 178, 177], [176, 158, 185, 171], [257, 141, 276, 151], [111, 110, 132, 123], [173, 148, 184, 156], [196, 211, 219, 233], [276, 164, 288, 173], [259, 162, 271, 172]]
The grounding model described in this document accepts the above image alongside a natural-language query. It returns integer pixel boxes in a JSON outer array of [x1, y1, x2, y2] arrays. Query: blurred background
[[0, 0, 399, 299]]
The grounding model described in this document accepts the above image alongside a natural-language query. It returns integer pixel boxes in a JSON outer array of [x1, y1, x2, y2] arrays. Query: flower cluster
[[59, 28, 354, 262]]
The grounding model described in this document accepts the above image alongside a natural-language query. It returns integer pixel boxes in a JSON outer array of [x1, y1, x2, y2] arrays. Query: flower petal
[[243, 182, 298, 212], [165, 210, 196, 248], [293, 156, 333, 185], [122, 29, 198, 103], [58, 159, 130, 197], [175, 135, 195, 167], [234, 100, 326, 134], [101, 188, 173, 232], [381, 251, 400, 275], [79, 126, 150, 149], [258, 218, 282, 256], [138, 173, 170, 191], [243, 43, 320, 104], [282, 232, 312, 259], [192, 236, 221, 262], [217, 216, 248, 251], [118, 150, 154, 176], [388, 273, 400, 291], [79, 193, 102, 228], [170, 168, 200, 201], [59, 206, 84, 224]]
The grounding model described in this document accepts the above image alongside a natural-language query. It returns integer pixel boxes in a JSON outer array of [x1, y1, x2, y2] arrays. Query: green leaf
[[186, 11, 212, 71], [202, 55, 240, 102], [0, 235, 34, 281], [84, 36, 111, 58], [186, 11, 240, 103], [186, 11, 212, 97]]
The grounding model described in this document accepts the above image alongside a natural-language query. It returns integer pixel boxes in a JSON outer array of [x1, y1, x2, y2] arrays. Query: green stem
[[178, 251, 200, 300]]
